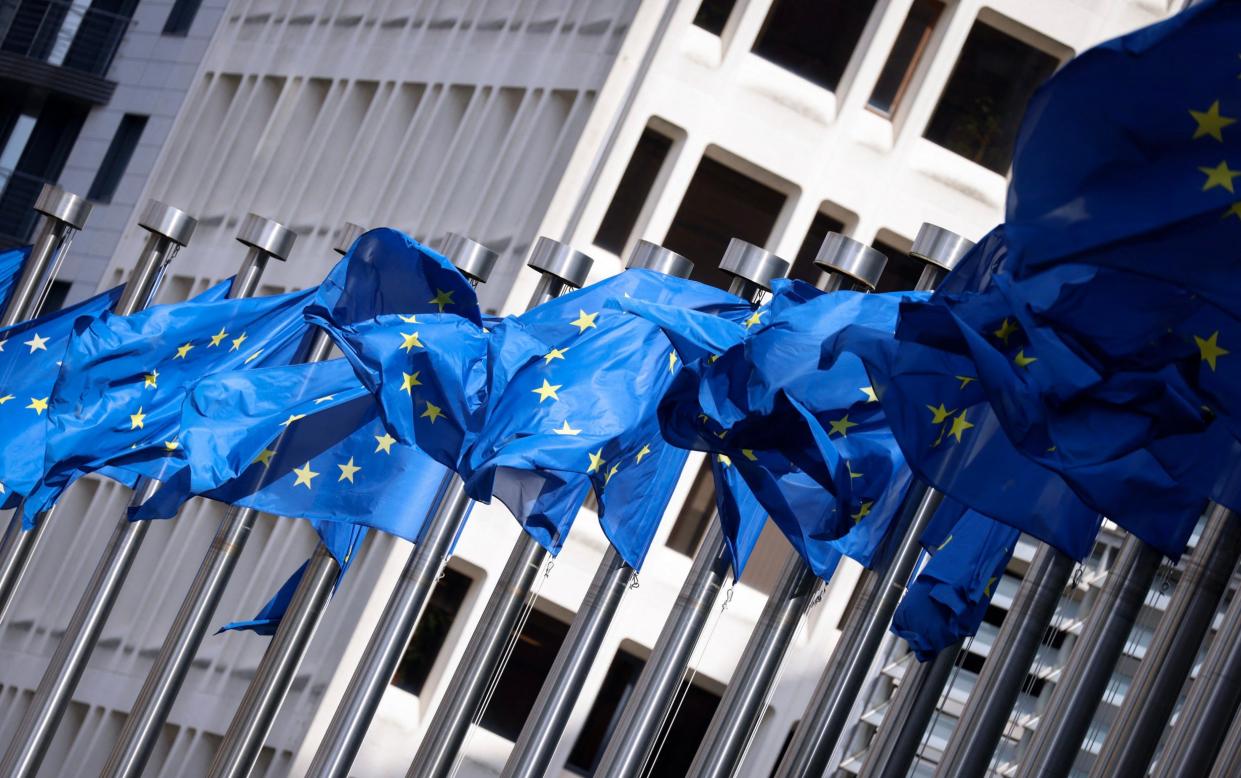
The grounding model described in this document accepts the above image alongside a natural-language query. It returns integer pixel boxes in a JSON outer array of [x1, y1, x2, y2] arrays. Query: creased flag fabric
[[0, 245, 30, 314]]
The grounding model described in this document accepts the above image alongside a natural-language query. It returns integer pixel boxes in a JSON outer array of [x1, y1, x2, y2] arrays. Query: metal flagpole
[[931, 543, 1076, 778], [684, 232, 890, 778], [771, 224, 973, 778], [0, 184, 94, 624], [99, 222, 372, 778], [1089, 503, 1241, 778], [497, 242, 695, 778], [1014, 534, 1162, 778], [1149, 560, 1241, 777], [1208, 692, 1241, 778], [0, 200, 208, 778], [590, 238, 790, 778], [213, 236, 587, 778]]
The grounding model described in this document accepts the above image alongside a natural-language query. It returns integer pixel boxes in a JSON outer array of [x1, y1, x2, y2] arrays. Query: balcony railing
[[0, 167, 52, 246], [0, 0, 131, 78]]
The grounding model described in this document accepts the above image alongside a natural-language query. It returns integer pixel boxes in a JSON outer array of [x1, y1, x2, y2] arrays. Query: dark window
[[568, 648, 721, 775], [391, 568, 472, 696], [163, 0, 204, 35], [693, 0, 737, 36], [595, 127, 673, 254], [872, 238, 921, 293], [867, 0, 945, 117], [960, 650, 985, 674], [88, 114, 147, 203], [39, 280, 71, 314], [477, 608, 568, 740], [0, 93, 88, 242], [923, 20, 1060, 173], [790, 211, 846, 284], [663, 156, 785, 291], [751, 0, 878, 92], [666, 458, 717, 556], [769, 722, 799, 778]]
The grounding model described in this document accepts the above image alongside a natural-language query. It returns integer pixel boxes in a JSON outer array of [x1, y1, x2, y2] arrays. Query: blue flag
[[0, 245, 29, 314]]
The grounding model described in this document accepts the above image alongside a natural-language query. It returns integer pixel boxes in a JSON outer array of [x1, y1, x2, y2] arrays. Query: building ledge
[[0, 50, 115, 104]]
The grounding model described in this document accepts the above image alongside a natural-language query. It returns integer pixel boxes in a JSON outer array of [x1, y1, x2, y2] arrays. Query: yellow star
[[398, 314, 419, 324], [208, 327, 228, 347], [993, 318, 1019, 344], [163, 440, 179, 451], [174, 342, 194, 359], [1226, 202, 1241, 221], [421, 401, 444, 423], [544, 347, 569, 364], [337, 457, 362, 483], [741, 448, 758, 461], [1196, 331, 1230, 371], [984, 576, 998, 597], [314, 395, 335, 404], [0, 395, 13, 405], [24, 333, 48, 353], [717, 453, 732, 467], [552, 420, 581, 436], [860, 386, 878, 403], [605, 463, 620, 485], [429, 289, 455, 312], [1200, 160, 1241, 193], [635, 444, 652, 463], [956, 375, 976, 389], [130, 406, 146, 429], [26, 396, 47, 414], [744, 310, 764, 330], [851, 501, 873, 524], [401, 371, 422, 393], [938, 534, 954, 551], [243, 348, 264, 365], [948, 410, 975, 442], [1191, 100, 1236, 142], [927, 403, 954, 424], [229, 333, 248, 352], [587, 448, 606, 473], [374, 433, 396, 454], [532, 379, 562, 403], [292, 462, 319, 489], [254, 448, 276, 466], [1013, 350, 1038, 368], [669, 352, 678, 373], [847, 462, 862, 479], [570, 310, 598, 333], [280, 413, 306, 427], [144, 370, 159, 388], [400, 331, 423, 352], [828, 415, 858, 437]]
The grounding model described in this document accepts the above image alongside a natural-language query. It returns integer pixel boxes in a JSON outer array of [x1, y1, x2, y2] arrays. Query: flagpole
[[99, 221, 370, 778], [211, 236, 586, 778], [1208, 688, 1241, 778], [0, 184, 93, 623], [684, 232, 891, 778], [1089, 503, 1241, 777], [0, 200, 204, 778], [1014, 534, 1162, 778], [589, 238, 789, 778], [1147, 562, 1241, 777], [496, 241, 695, 778], [770, 225, 972, 778]]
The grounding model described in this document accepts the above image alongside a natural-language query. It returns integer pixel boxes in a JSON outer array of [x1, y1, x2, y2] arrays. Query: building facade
[[0, 1, 1210, 777]]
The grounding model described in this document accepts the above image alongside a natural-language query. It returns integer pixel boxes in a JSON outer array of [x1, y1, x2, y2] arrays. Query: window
[[391, 567, 472, 696], [666, 458, 717, 556], [752, 0, 878, 93], [477, 607, 568, 740], [790, 211, 847, 284], [39, 280, 71, 314], [595, 127, 673, 254], [769, 722, 799, 778], [872, 237, 921, 293], [163, 0, 204, 35], [923, 19, 1061, 174], [567, 648, 721, 775], [867, 0, 945, 117], [693, 0, 737, 36], [663, 155, 786, 292], [88, 114, 147, 203]]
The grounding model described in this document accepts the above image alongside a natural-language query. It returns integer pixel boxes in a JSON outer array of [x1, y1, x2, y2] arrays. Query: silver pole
[[931, 543, 1076, 778], [1015, 534, 1162, 778], [1208, 692, 1241, 778], [684, 233, 894, 778], [0, 184, 92, 624], [0, 200, 204, 778], [216, 236, 583, 778], [101, 223, 366, 778], [858, 641, 961, 778], [1090, 503, 1241, 777], [1150, 563, 1241, 777]]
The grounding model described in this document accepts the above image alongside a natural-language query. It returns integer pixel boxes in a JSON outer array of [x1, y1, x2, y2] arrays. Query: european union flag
[[0, 246, 29, 313]]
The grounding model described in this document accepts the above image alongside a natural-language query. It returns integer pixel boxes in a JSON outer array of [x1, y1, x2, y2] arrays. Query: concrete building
[[0, 1, 1210, 777]]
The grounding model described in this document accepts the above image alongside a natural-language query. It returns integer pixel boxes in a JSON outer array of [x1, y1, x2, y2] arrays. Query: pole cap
[[527, 237, 593, 288], [910, 223, 974, 271], [333, 222, 367, 256], [815, 232, 887, 290], [236, 213, 296, 261], [34, 184, 91, 230], [442, 233, 499, 284], [719, 239, 789, 291], [138, 200, 197, 247], [626, 240, 693, 279]]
